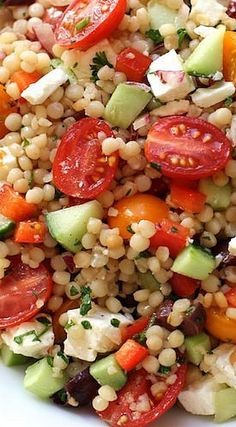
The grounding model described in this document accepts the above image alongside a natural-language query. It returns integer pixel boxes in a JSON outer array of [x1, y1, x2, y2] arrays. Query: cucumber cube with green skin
[[199, 178, 231, 210], [90, 354, 127, 391], [137, 271, 160, 291], [0, 214, 15, 239], [1, 344, 29, 367], [215, 387, 236, 422], [147, 0, 178, 30], [104, 83, 152, 129], [45, 200, 103, 253], [184, 26, 225, 76], [24, 357, 67, 399], [185, 333, 211, 366], [171, 244, 216, 280]]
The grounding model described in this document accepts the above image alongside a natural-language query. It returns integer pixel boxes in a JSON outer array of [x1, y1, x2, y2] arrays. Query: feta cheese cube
[[147, 50, 195, 102], [21, 68, 68, 105], [0, 146, 17, 169], [2, 316, 54, 358], [208, 344, 236, 389], [190, 0, 226, 27], [229, 237, 236, 256], [64, 305, 133, 362], [191, 81, 235, 108]]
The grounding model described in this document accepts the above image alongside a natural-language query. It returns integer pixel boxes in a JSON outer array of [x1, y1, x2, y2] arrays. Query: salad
[[1, 0, 236, 425]]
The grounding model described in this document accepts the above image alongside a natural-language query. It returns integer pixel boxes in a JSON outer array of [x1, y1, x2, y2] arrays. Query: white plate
[[0, 363, 233, 427]]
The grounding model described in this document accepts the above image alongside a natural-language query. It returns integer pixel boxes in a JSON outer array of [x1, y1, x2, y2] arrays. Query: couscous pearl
[[98, 386, 117, 402], [29, 3, 45, 18], [105, 297, 122, 313], [173, 298, 191, 312], [148, 291, 164, 308], [47, 102, 64, 119], [3, 53, 20, 73], [47, 295, 63, 312], [146, 335, 163, 352], [74, 251, 91, 268], [25, 187, 44, 204], [5, 113, 22, 131], [102, 137, 120, 155], [158, 348, 176, 367], [130, 233, 150, 252], [146, 325, 164, 339], [85, 101, 105, 118], [92, 396, 109, 412], [0, 242, 9, 258], [53, 271, 71, 285], [138, 220, 156, 238], [168, 330, 185, 348], [0, 67, 10, 84], [134, 289, 150, 302], [142, 356, 160, 374]]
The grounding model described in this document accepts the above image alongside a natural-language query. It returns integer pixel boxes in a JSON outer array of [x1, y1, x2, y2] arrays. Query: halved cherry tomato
[[108, 193, 169, 239], [97, 365, 187, 427], [0, 122, 8, 139], [170, 183, 206, 213], [0, 260, 52, 329], [170, 273, 200, 297], [0, 84, 17, 120], [43, 6, 65, 29], [206, 306, 236, 344], [225, 287, 236, 307], [150, 219, 190, 258], [14, 220, 47, 244], [223, 31, 236, 84], [55, 0, 126, 50], [116, 48, 152, 82], [0, 184, 37, 221], [121, 316, 149, 342], [52, 298, 80, 343], [53, 118, 119, 199], [145, 116, 231, 180]]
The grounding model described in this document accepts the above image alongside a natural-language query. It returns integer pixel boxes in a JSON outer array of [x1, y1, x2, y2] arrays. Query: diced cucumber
[[184, 26, 225, 76], [215, 387, 236, 422], [137, 271, 160, 291], [0, 214, 15, 239], [171, 244, 215, 280], [46, 201, 103, 253], [185, 333, 211, 366], [104, 83, 152, 129], [199, 178, 231, 210], [1, 344, 29, 367], [147, 0, 178, 30], [24, 357, 67, 399], [89, 354, 127, 391]]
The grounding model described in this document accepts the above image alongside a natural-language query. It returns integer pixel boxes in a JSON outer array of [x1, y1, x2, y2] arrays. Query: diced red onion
[[133, 113, 151, 130], [126, 81, 151, 93], [62, 252, 78, 274], [33, 23, 55, 55], [155, 70, 185, 86], [0, 52, 6, 61]]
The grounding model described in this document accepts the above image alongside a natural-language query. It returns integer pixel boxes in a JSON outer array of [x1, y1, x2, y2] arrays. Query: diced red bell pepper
[[170, 273, 200, 297], [121, 316, 149, 342], [115, 47, 152, 82], [14, 220, 47, 244], [170, 183, 206, 214], [150, 218, 190, 258], [115, 339, 149, 371], [0, 184, 37, 222]]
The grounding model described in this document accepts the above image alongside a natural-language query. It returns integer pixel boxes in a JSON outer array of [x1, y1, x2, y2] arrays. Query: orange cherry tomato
[[223, 31, 236, 84], [206, 306, 236, 344], [108, 193, 169, 239], [52, 298, 80, 343]]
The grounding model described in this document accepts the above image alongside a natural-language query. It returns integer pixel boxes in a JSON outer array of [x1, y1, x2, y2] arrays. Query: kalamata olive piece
[[212, 239, 236, 267], [155, 300, 175, 331], [180, 303, 206, 337], [52, 388, 68, 406], [117, 294, 136, 308], [3, 0, 34, 4], [65, 367, 99, 406]]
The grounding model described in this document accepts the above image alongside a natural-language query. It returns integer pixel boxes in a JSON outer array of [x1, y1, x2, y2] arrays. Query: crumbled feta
[[64, 304, 133, 362], [190, 0, 226, 27], [191, 81, 235, 108], [229, 237, 236, 256], [208, 344, 236, 389], [21, 68, 68, 105], [147, 50, 195, 102], [0, 146, 17, 169], [178, 375, 225, 415], [194, 25, 218, 38], [150, 100, 190, 117], [2, 316, 54, 358]]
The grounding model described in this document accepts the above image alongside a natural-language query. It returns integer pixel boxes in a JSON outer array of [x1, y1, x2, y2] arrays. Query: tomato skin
[[97, 365, 187, 427], [52, 298, 80, 343], [55, 0, 126, 50], [108, 193, 169, 239], [170, 183, 206, 214], [171, 273, 200, 297], [145, 116, 231, 180], [116, 48, 152, 82], [225, 287, 236, 307], [206, 306, 236, 344], [121, 316, 149, 342], [223, 31, 236, 84], [43, 6, 64, 29], [150, 219, 190, 258], [0, 260, 52, 329], [53, 118, 119, 199]]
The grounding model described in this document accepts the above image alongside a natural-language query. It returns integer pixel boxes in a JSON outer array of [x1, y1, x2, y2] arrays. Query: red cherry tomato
[[145, 116, 231, 180], [97, 365, 187, 427], [150, 219, 190, 258], [116, 48, 152, 82], [53, 118, 119, 199], [171, 273, 200, 298], [55, 0, 126, 50], [225, 287, 236, 307], [0, 260, 52, 329]]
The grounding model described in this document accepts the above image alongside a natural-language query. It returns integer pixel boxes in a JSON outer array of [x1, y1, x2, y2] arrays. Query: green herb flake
[[145, 29, 163, 45], [159, 365, 171, 375], [135, 250, 151, 260], [14, 330, 37, 345], [125, 188, 132, 197], [47, 356, 54, 367], [150, 162, 162, 172], [70, 285, 80, 297], [36, 316, 51, 325], [127, 224, 134, 234], [80, 286, 92, 316], [170, 226, 178, 233], [76, 16, 90, 32], [54, 187, 64, 200], [57, 350, 69, 364], [55, 388, 68, 404], [28, 171, 34, 189], [90, 51, 113, 83], [224, 96, 233, 107], [22, 138, 30, 149], [81, 320, 92, 329], [111, 318, 120, 328], [65, 320, 76, 330], [134, 331, 147, 345], [177, 28, 190, 49]]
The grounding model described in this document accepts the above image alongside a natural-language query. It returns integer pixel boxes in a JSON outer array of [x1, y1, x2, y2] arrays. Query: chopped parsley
[[135, 331, 147, 345], [76, 16, 90, 32], [22, 138, 30, 149], [54, 187, 64, 200], [127, 224, 134, 234], [14, 320, 51, 344], [90, 51, 113, 83], [70, 285, 79, 297], [14, 330, 36, 345], [177, 28, 190, 49], [36, 316, 51, 325], [81, 320, 92, 329], [111, 318, 120, 328], [28, 171, 34, 189], [65, 320, 76, 330], [145, 29, 163, 45], [80, 286, 92, 316], [224, 96, 233, 107], [135, 250, 151, 259], [150, 162, 162, 172], [47, 356, 54, 367], [57, 351, 69, 364], [159, 365, 171, 375]]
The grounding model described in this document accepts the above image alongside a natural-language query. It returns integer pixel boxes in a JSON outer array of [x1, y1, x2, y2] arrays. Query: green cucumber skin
[[1, 344, 29, 367], [90, 354, 127, 391], [199, 178, 231, 210], [171, 244, 215, 280], [215, 388, 236, 422], [0, 215, 15, 239], [185, 333, 211, 366]]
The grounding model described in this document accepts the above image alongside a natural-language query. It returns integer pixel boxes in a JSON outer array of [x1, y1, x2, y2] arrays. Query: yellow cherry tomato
[[108, 193, 169, 239], [206, 306, 236, 344]]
